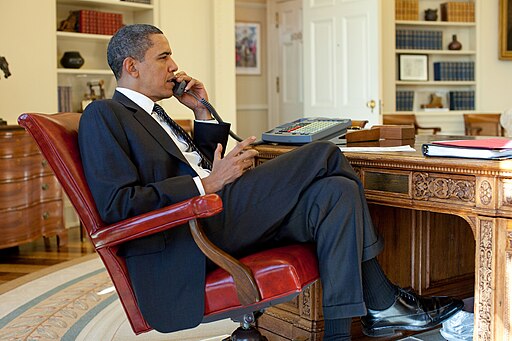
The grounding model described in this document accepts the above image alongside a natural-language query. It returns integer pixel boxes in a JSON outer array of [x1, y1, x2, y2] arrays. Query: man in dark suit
[[78, 24, 462, 340]]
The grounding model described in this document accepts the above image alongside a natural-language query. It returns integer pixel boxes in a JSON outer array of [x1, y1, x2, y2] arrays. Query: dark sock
[[361, 258, 398, 310], [323, 318, 352, 341]]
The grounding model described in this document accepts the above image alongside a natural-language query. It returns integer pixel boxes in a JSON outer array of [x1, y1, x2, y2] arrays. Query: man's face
[[135, 34, 178, 102]]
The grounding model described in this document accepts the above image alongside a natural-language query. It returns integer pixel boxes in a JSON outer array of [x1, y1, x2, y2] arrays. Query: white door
[[268, 0, 304, 127], [303, 0, 381, 127]]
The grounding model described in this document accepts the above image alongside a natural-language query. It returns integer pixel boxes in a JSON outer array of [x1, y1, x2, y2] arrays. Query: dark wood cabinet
[[0, 126, 65, 249]]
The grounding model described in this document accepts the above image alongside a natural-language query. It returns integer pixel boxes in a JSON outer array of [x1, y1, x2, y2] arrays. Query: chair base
[[222, 326, 268, 341]]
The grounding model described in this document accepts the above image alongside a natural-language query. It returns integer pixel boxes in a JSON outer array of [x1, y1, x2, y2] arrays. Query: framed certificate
[[399, 54, 428, 81]]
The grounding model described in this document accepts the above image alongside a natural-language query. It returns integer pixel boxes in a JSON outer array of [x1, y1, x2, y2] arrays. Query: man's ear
[[122, 57, 139, 78]]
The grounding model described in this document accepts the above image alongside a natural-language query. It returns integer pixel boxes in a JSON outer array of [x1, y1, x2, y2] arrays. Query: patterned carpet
[[0, 255, 469, 341], [0, 254, 237, 341]]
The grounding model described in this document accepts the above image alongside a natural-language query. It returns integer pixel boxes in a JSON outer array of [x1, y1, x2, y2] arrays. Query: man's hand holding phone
[[172, 71, 212, 120]]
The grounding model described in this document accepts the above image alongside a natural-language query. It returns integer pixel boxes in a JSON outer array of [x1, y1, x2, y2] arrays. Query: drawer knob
[[42, 183, 49, 191], [42, 212, 49, 220], [41, 160, 48, 167]]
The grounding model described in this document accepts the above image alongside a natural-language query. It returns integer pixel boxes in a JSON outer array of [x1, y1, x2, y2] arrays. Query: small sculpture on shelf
[[58, 11, 78, 32], [421, 93, 444, 109], [424, 8, 438, 21], [0, 56, 12, 79]]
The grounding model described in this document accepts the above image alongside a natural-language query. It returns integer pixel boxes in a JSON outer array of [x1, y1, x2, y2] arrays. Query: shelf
[[57, 31, 112, 42], [396, 80, 476, 86], [396, 20, 476, 27], [56, 0, 152, 11], [396, 49, 476, 55], [57, 68, 113, 75]]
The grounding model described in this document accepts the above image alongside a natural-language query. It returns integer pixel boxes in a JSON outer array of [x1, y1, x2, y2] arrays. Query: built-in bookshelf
[[393, 0, 478, 114], [55, 0, 158, 112]]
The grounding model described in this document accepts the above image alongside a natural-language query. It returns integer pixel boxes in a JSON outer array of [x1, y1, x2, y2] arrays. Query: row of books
[[441, 2, 475, 22], [433, 61, 474, 81], [395, 90, 475, 111], [396, 30, 443, 50], [58, 86, 73, 112], [395, 0, 418, 21], [69, 10, 123, 35], [449, 91, 475, 110], [396, 90, 414, 111]]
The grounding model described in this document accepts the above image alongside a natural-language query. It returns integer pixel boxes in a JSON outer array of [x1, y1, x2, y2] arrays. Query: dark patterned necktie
[[153, 104, 212, 170]]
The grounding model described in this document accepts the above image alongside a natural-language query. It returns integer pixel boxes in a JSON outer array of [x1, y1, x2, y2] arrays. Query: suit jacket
[[78, 91, 230, 332]]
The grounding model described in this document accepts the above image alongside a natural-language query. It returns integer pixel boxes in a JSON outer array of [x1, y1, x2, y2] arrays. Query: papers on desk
[[422, 138, 512, 160], [338, 145, 416, 153]]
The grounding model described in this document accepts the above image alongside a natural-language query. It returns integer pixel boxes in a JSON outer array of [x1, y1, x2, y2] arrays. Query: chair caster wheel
[[225, 326, 268, 341]]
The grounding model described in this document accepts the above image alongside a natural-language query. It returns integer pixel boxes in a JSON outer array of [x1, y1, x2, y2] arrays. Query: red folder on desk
[[422, 138, 512, 159]]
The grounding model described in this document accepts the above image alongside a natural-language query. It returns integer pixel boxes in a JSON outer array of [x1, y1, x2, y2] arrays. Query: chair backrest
[[383, 113, 441, 135], [463, 113, 504, 136], [18, 112, 152, 334], [382, 114, 416, 127]]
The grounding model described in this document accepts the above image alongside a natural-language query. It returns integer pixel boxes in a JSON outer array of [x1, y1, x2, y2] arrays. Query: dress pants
[[202, 141, 384, 319]]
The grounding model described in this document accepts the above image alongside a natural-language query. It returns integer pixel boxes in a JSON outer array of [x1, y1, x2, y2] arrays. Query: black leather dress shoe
[[361, 288, 464, 337]]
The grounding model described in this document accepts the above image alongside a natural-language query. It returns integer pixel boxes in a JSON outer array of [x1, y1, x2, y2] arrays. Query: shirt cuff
[[193, 176, 206, 195], [195, 119, 217, 124]]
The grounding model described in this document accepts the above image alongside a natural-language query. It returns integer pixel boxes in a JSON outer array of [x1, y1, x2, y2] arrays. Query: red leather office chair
[[18, 112, 319, 340]]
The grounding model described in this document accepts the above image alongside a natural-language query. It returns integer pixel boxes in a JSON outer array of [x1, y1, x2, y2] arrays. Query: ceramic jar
[[60, 51, 84, 69], [448, 34, 462, 50]]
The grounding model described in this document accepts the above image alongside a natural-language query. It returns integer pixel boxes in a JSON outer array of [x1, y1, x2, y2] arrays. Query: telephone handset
[[172, 79, 243, 142]]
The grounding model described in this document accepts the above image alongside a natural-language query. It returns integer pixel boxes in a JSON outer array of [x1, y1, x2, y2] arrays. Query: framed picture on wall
[[235, 22, 261, 75], [500, 0, 512, 60], [399, 54, 428, 81]]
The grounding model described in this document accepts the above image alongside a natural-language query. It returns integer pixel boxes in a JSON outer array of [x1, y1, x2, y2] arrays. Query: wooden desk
[[254, 137, 511, 341]]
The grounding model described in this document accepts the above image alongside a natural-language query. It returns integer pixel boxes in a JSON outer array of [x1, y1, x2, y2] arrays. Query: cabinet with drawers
[[0, 126, 65, 249]]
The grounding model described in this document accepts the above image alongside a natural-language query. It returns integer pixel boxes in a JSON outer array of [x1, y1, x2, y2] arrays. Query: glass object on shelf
[[81, 80, 105, 111]]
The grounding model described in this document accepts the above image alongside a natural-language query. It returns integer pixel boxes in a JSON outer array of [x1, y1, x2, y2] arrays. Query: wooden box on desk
[[372, 125, 415, 140], [345, 128, 381, 143]]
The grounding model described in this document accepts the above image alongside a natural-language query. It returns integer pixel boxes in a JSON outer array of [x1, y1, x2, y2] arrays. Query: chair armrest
[[417, 125, 442, 134], [93, 193, 261, 305], [91, 194, 223, 248]]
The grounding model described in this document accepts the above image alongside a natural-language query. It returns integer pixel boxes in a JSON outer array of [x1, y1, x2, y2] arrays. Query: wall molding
[[235, 2, 267, 10], [237, 104, 268, 111]]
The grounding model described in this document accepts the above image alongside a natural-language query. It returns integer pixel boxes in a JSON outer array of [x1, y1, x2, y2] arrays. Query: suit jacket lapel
[[112, 91, 190, 166]]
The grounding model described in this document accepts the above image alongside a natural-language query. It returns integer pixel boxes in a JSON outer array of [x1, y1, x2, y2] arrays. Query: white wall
[[159, 0, 237, 145], [235, 0, 268, 139], [478, 1, 512, 112], [0, 0, 57, 124]]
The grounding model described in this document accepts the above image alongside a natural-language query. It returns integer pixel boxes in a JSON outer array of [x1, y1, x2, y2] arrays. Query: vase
[[448, 34, 462, 50], [60, 51, 84, 69]]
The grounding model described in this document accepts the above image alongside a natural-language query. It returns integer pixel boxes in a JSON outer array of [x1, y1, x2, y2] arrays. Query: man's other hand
[[201, 136, 259, 194]]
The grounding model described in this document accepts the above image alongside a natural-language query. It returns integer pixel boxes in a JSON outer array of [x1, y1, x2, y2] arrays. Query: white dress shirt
[[116, 87, 210, 195]]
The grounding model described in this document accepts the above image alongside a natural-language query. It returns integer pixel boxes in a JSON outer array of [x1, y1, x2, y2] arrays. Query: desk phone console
[[262, 117, 351, 144]]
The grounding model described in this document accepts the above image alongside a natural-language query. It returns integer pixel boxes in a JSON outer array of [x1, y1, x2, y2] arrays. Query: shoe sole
[[362, 301, 464, 338]]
